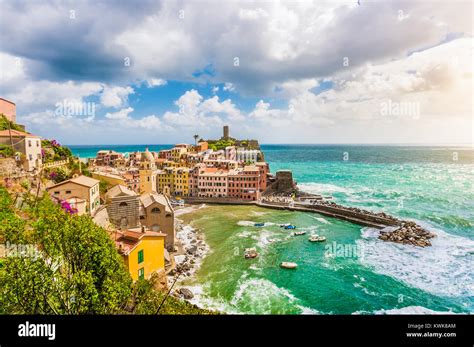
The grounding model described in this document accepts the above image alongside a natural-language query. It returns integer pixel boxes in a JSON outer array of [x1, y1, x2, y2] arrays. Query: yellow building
[[114, 227, 166, 281], [91, 171, 126, 186], [156, 168, 174, 195], [170, 146, 187, 162], [174, 167, 190, 197], [139, 150, 157, 194]]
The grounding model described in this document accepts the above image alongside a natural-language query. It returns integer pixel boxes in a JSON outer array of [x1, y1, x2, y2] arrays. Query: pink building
[[197, 167, 228, 198], [228, 166, 262, 201], [0, 98, 16, 123]]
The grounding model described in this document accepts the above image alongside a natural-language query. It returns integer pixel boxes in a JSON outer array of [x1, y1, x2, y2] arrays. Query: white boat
[[293, 231, 306, 236], [309, 235, 326, 242], [280, 262, 298, 269]]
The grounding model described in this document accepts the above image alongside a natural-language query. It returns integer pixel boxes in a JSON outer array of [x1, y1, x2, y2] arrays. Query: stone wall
[[106, 195, 140, 229]]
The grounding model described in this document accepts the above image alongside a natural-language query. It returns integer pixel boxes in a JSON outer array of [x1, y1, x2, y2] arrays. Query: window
[[138, 250, 144, 264], [151, 207, 160, 214], [54, 191, 59, 195], [28, 140, 31, 147], [119, 202, 128, 207], [138, 268, 145, 280], [66, 190, 71, 194]]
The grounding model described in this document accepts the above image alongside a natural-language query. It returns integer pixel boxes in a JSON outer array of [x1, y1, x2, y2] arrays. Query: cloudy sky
[[0, 0, 472, 145]]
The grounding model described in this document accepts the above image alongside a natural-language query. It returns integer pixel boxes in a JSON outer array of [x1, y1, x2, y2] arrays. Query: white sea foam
[[358, 222, 474, 298], [311, 216, 331, 224], [299, 182, 353, 195], [374, 306, 457, 315]]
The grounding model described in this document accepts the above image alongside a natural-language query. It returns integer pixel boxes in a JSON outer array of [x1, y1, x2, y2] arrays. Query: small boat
[[280, 262, 298, 269], [279, 223, 291, 228], [293, 231, 306, 236], [244, 248, 258, 259], [284, 225, 296, 230], [309, 235, 326, 242], [254, 223, 265, 227]]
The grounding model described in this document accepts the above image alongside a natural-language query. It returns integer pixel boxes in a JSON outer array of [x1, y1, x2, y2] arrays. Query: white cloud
[[100, 86, 134, 108]]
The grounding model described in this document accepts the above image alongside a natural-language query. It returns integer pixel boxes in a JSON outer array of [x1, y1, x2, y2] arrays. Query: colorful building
[[113, 227, 166, 281], [173, 167, 190, 196], [0, 98, 16, 123]]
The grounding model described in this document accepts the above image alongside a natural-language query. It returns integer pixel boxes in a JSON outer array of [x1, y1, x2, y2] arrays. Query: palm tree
[[193, 134, 199, 146]]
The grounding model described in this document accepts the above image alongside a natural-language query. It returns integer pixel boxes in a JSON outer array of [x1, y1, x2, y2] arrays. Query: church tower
[[139, 148, 157, 194]]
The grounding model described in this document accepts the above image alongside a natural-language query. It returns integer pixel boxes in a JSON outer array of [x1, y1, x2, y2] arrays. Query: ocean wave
[[299, 182, 353, 195], [352, 306, 457, 315], [358, 223, 474, 298]]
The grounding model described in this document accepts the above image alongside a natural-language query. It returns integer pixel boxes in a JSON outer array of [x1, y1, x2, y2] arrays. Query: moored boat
[[309, 235, 326, 242], [280, 262, 298, 269], [284, 225, 296, 230], [254, 222, 265, 227], [293, 231, 306, 236]]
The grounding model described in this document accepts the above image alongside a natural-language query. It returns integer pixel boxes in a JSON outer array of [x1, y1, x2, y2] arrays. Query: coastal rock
[[378, 222, 435, 247]]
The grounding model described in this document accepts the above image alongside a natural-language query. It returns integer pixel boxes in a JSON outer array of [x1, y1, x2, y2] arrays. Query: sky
[[0, 0, 472, 145]]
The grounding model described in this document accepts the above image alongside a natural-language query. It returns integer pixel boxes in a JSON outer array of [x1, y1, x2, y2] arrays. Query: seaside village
[[1, 97, 295, 290], [0, 98, 436, 294]]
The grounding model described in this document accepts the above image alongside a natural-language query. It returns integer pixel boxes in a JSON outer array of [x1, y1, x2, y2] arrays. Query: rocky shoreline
[[378, 222, 436, 247], [168, 206, 210, 301]]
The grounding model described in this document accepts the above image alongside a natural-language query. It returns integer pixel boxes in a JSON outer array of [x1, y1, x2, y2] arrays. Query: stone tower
[[223, 125, 229, 140]]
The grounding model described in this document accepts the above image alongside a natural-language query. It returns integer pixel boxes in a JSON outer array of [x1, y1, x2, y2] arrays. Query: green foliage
[[0, 144, 14, 157], [99, 180, 110, 195], [0, 189, 132, 314], [0, 114, 23, 132], [41, 139, 74, 163], [207, 139, 235, 151], [0, 187, 216, 315]]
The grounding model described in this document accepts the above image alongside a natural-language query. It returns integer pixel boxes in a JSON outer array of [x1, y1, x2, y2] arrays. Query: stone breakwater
[[261, 195, 437, 247], [378, 222, 436, 247]]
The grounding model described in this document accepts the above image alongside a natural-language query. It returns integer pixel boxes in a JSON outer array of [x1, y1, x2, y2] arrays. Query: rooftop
[[0, 129, 39, 138]]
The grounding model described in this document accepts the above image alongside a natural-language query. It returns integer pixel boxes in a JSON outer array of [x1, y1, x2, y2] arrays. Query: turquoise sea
[[70, 144, 474, 314]]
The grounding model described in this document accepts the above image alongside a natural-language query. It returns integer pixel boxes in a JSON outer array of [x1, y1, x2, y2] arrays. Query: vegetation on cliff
[[0, 114, 24, 132], [0, 186, 215, 315]]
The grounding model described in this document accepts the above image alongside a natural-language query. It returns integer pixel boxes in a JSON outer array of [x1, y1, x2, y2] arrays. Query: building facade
[[139, 193, 175, 249], [47, 175, 100, 215], [105, 185, 140, 229], [0, 130, 42, 171], [114, 227, 166, 281], [0, 98, 16, 123]]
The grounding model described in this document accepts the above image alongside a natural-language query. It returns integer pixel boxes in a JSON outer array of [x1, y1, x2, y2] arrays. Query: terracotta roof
[[112, 227, 166, 255], [105, 184, 137, 199], [0, 129, 39, 138], [47, 175, 99, 189]]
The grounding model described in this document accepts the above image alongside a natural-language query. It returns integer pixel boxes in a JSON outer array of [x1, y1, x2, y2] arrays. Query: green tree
[[0, 193, 132, 314]]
